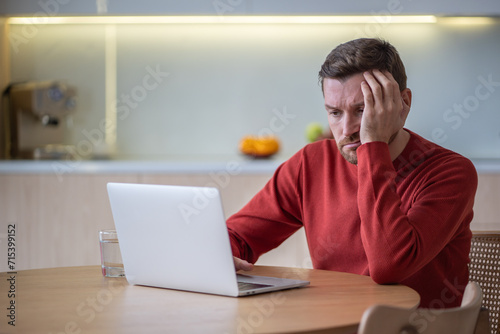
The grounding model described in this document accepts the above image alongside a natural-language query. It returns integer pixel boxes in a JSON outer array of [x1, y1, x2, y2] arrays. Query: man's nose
[[342, 113, 361, 137]]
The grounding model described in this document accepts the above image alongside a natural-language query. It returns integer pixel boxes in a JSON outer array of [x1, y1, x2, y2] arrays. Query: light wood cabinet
[[471, 174, 500, 231], [0, 172, 498, 271], [0, 174, 139, 271], [0, 172, 298, 271]]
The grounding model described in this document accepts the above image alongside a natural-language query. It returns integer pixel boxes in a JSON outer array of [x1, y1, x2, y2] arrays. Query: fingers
[[362, 70, 384, 104], [362, 69, 405, 115], [233, 257, 254, 272], [360, 80, 374, 112], [359, 69, 407, 144], [362, 69, 400, 105]]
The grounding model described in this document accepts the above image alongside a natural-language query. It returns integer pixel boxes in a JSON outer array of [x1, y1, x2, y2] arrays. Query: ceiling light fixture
[[6, 15, 438, 25]]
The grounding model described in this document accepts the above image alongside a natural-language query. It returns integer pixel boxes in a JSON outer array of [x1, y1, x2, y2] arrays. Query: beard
[[337, 134, 360, 165], [336, 131, 400, 165]]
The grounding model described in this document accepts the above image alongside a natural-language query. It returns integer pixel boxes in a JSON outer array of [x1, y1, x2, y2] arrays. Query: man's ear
[[401, 88, 412, 109]]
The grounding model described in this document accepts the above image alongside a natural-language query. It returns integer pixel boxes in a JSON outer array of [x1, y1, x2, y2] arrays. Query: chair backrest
[[358, 281, 483, 334], [469, 232, 500, 334]]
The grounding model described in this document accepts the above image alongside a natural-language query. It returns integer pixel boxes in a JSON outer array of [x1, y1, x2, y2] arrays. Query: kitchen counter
[[0, 157, 286, 174], [0, 158, 499, 174], [472, 159, 500, 173]]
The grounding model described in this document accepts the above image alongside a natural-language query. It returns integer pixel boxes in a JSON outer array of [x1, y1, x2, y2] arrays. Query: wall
[[6, 18, 500, 160]]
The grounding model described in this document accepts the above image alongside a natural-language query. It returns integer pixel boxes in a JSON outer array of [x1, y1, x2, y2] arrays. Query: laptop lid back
[[107, 182, 239, 297]]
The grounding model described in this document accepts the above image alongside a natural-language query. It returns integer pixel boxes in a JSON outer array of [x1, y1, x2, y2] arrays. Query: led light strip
[[7, 15, 439, 25], [437, 16, 497, 25]]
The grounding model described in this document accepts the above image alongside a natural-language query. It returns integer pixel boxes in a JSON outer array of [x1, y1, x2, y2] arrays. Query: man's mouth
[[342, 141, 361, 150]]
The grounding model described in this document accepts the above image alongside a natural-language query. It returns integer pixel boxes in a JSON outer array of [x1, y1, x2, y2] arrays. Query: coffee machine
[[1, 81, 77, 159]]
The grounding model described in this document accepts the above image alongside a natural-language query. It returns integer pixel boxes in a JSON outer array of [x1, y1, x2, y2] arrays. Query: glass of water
[[99, 229, 125, 277]]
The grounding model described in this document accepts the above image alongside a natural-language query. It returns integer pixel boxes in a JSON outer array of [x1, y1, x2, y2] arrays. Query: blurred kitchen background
[[1, 0, 499, 160], [1, 0, 500, 271]]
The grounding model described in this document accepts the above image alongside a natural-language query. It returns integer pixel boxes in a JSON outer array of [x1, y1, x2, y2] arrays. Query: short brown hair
[[319, 38, 407, 91]]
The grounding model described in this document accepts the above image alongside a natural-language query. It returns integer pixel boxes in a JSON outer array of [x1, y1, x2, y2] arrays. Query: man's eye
[[329, 110, 341, 117]]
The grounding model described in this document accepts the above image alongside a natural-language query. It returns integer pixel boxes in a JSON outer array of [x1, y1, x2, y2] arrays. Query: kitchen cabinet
[[0, 18, 8, 160], [0, 174, 139, 271], [1, 0, 500, 16], [1, 168, 499, 271], [472, 174, 500, 231], [0, 170, 311, 271]]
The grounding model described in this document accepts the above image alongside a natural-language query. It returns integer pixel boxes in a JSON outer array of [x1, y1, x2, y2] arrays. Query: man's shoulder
[[404, 130, 477, 175], [409, 131, 469, 159]]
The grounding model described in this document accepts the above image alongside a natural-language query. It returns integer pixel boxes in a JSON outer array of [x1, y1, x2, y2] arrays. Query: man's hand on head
[[233, 256, 254, 272], [359, 69, 410, 144]]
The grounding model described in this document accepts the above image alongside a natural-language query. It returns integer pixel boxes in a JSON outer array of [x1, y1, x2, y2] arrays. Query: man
[[227, 38, 477, 308]]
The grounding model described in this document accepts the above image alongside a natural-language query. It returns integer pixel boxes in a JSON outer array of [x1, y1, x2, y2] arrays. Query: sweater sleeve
[[356, 141, 477, 284], [226, 152, 305, 263]]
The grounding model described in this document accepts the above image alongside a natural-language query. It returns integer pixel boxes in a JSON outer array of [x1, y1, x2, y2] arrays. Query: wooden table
[[0, 265, 419, 334]]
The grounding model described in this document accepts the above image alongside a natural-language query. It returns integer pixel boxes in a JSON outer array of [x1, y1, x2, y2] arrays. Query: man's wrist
[[361, 136, 389, 145]]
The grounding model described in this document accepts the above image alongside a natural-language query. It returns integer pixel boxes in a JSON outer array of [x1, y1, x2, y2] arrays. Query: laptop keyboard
[[238, 281, 273, 291]]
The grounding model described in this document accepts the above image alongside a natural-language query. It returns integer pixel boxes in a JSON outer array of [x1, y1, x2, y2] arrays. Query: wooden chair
[[357, 281, 483, 334], [469, 232, 500, 334]]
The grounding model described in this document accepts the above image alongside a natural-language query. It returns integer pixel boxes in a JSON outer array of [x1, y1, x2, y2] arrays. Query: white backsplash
[[9, 20, 500, 160]]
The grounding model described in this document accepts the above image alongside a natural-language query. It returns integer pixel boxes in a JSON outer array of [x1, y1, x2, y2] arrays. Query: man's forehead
[[323, 73, 365, 88], [323, 76, 365, 108]]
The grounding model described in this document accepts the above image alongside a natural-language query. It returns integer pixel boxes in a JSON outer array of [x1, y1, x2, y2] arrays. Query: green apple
[[305, 122, 324, 143]]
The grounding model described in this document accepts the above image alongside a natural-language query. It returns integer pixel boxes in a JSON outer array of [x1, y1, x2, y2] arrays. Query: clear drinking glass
[[99, 229, 125, 277]]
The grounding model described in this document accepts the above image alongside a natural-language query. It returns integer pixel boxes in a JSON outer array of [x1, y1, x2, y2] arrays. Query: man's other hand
[[233, 256, 254, 271]]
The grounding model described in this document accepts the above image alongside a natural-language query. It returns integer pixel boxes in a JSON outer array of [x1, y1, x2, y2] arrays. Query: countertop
[[0, 157, 286, 175], [1, 157, 499, 174]]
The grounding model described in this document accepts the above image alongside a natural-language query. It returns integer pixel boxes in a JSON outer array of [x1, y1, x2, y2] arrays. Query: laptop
[[106, 182, 309, 297]]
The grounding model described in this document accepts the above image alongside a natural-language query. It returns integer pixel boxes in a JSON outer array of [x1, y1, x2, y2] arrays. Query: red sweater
[[227, 130, 477, 308]]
